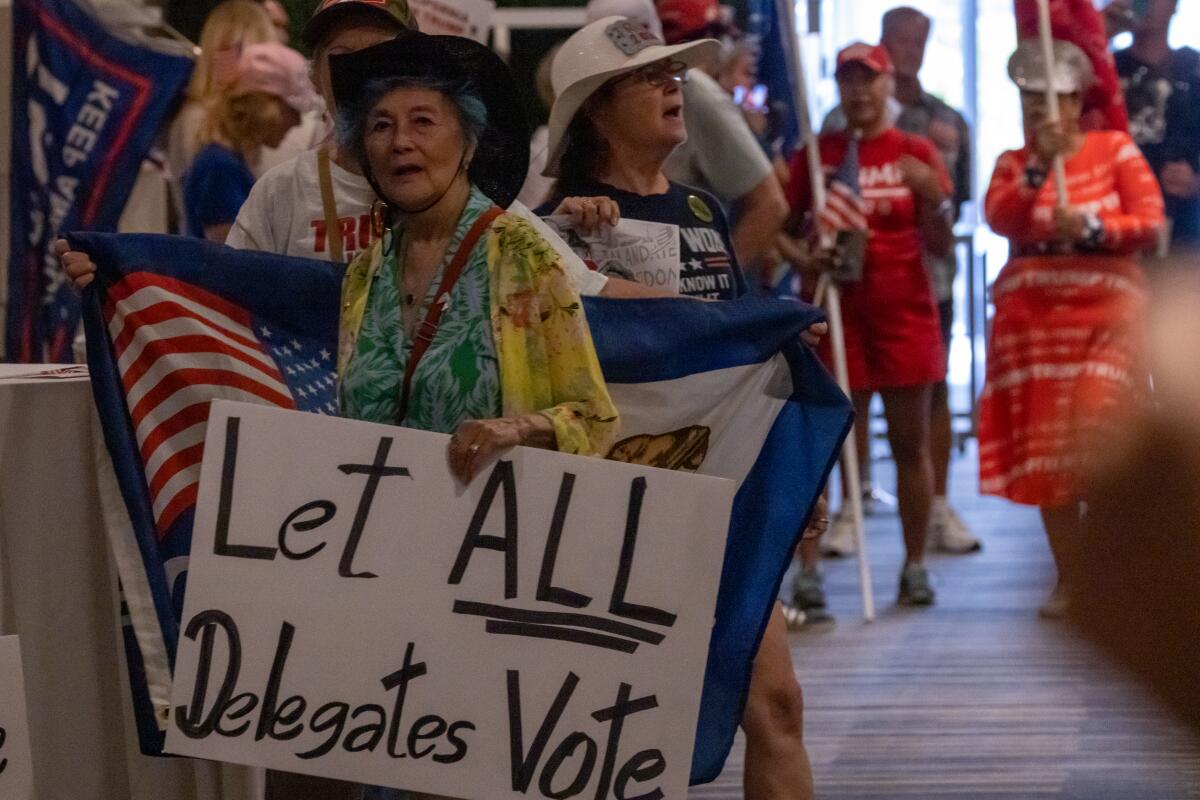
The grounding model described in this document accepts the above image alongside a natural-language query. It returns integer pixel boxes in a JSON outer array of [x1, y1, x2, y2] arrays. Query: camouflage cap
[[302, 0, 417, 50]]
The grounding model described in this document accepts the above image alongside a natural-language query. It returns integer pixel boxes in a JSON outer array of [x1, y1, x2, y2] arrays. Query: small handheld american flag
[[818, 137, 869, 236]]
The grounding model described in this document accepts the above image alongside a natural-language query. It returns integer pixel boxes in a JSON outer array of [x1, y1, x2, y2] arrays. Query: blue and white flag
[[6, 0, 192, 363], [70, 232, 851, 782]]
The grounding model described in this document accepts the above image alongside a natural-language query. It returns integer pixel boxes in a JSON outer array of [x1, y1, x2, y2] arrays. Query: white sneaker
[[929, 505, 982, 554], [821, 511, 858, 558]]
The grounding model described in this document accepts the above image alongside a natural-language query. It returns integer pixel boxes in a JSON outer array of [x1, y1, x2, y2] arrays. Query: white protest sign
[[166, 400, 733, 799], [0, 636, 35, 800], [408, 0, 495, 43], [543, 216, 682, 294]]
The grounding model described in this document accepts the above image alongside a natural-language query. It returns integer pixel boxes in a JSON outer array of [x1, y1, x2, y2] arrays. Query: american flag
[[103, 272, 337, 535], [818, 138, 868, 235], [75, 232, 343, 754]]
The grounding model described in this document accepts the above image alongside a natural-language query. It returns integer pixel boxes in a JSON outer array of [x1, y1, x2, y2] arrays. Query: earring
[[370, 199, 389, 237]]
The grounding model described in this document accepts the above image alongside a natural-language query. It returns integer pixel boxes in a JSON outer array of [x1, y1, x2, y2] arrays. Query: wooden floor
[[690, 447, 1200, 799]]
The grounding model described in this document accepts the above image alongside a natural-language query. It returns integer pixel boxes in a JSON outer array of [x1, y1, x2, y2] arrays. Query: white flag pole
[[780, 0, 874, 622], [1035, 0, 1069, 207]]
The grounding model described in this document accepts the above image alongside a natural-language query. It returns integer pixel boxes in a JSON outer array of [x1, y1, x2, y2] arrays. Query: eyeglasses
[[626, 59, 690, 88]]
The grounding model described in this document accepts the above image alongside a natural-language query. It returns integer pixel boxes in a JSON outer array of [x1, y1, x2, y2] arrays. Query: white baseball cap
[[543, 16, 718, 177]]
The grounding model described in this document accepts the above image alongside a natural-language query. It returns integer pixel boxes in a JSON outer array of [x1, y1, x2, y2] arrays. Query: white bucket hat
[[542, 16, 719, 177], [1007, 38, 1095, 95]]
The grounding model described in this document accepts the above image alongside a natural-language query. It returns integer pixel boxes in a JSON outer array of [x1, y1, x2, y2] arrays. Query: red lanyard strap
[[398, 205, 504, 421]]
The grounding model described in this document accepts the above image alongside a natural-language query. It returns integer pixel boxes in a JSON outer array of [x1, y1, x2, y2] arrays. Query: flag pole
[[1035, 0, 1069, 206], [781, 0, 875, 622]]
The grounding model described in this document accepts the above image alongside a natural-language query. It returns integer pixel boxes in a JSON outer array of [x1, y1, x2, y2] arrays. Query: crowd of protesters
[[54, 0, 1192, 796]]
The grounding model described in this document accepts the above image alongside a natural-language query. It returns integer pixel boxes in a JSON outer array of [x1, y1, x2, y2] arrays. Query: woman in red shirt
[[788, 43, 953, 606], [981, 40, 1164, 617]]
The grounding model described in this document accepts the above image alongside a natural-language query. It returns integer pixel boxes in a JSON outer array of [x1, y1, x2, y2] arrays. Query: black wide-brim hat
[[330, 31, 530, 209]]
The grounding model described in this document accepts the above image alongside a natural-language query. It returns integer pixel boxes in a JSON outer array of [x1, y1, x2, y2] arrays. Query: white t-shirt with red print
[[226, 149, 379, 263], [226, 149, 608, 296]]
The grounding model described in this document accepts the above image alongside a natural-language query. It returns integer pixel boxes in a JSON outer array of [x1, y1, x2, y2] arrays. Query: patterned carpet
[[689, 449, 1200, 799]]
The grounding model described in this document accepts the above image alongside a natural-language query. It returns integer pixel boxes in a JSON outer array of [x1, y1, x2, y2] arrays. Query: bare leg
[[798, 532, 821, 569], [880, 385, 934, 563], [1041, 504, 1084, 593], [840, 391, 873, 500], [931, 380, 951, 497], [741, 603, 815, 800]]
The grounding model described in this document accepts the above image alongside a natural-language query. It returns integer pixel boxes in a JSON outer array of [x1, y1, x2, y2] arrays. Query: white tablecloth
[[0, 365, 262, 800]]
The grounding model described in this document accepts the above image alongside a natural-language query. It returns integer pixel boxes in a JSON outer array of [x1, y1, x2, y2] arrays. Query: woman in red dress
[[788, 43, 953, 606], [981, 40, 1165, 617]]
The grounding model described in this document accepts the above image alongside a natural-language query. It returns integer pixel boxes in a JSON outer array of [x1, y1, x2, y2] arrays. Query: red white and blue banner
[[748, 0, 804, 153], [6, 0, 192, 363], [69, 231, 851, 783]]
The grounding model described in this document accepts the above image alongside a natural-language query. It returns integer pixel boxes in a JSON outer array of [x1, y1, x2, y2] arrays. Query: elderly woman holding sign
[[981, 39, 1164, 618], [328, 31, 619, 476]]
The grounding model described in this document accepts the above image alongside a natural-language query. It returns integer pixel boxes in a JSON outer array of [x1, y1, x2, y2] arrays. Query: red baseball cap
[[656, 0, 720, 44], [836, 42, 894, 76]]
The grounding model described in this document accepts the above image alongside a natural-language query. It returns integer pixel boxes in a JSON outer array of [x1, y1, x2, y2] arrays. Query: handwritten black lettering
[[507, 670, 664, 798], [438, 721, 475, 765], [452, 603, 664, 645], [174, 610, 244, 738], [407, 714, 447, 759], [537, 473, 591, 609], [0, 725, 7, 774], [591, 683, 659, 800], [609, 478, 677, 628], [509, 670, 579, 791], [255, 621, 305, 741], [215, 692, 259, 737], [344, 705, 387, 753], [278, 501, 337, 560], [448, 460, 519, 598], [213, 417, 276, 560], [337, 437, 412, 578], [540, 732, 597, 799], [296, 702, 349, 760], [174, 612, 473, 763], [382, 641, 428, 758], [614, 750, 666, 800]]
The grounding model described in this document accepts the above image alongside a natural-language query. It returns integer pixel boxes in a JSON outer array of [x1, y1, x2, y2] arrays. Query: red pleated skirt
[[978, 254, 1147, 507]]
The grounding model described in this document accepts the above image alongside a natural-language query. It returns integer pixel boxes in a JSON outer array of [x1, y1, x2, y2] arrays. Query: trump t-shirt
[[539, 178, 747, 300]]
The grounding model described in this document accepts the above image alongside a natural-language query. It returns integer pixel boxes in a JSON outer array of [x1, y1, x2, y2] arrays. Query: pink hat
[[836, 42, 894, 76], [233, 43, 320, 113]]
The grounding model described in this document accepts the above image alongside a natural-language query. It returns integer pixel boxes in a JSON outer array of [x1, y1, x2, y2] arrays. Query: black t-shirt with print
[[1115, 46, 1200, 243], [539, 178, 747, 300]]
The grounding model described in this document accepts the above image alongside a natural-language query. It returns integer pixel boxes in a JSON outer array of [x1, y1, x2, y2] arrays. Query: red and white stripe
[[819, 181, 868, 234], [104, 273, 296, 535]]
